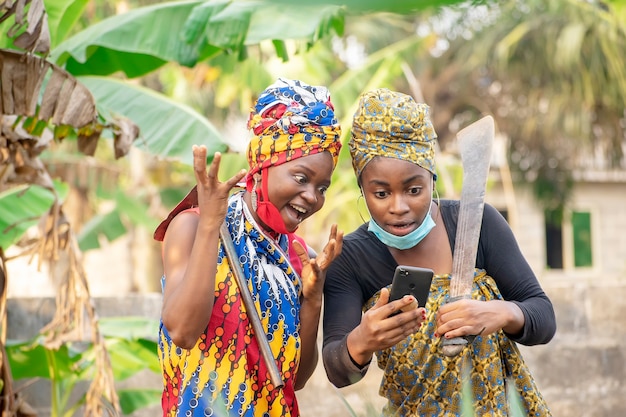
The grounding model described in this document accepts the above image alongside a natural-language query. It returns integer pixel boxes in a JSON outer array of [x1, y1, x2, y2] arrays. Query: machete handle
[[440, 295, 472, 357], [442, 336, 469, 357]]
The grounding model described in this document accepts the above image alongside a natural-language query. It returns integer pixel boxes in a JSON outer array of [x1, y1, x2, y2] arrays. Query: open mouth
[[288, 204, 308, 223], [386, 222, 416, 236]]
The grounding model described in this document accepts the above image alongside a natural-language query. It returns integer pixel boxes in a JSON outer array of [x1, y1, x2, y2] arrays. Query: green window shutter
[[572, 211, 593, 267], [545, 209, 563, 269]]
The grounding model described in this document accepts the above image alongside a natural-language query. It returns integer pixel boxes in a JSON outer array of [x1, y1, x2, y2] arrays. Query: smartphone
[[389, 265, 434, 309]]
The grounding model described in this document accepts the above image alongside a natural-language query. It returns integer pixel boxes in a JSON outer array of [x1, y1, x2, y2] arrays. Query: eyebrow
[[366, 173, 428, 187], [290, 163, 317, 176], [292, 163, 332, 184]]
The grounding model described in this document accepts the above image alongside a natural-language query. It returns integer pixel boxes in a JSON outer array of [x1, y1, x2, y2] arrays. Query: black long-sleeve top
[[322, 200, 556, 388]]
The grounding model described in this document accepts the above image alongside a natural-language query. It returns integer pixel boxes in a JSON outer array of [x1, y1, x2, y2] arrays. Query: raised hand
[[293, 224, 343, 302], [192, 145, 247, 229]]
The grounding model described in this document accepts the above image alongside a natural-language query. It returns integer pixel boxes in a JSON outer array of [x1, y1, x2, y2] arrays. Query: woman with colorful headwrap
[[154, 78, 343, 417], [322, 88, 556, 416]]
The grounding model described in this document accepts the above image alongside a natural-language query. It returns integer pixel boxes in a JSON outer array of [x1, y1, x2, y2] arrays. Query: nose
[[389, 194, 409, 214], [301, 185, 319, 206]]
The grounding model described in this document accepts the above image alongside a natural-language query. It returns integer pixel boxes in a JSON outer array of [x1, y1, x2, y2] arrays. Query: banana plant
[[0, 0, 476, 249]]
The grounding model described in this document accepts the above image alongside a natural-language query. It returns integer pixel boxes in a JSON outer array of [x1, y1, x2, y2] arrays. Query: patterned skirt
[[365, 270, 552, 417]]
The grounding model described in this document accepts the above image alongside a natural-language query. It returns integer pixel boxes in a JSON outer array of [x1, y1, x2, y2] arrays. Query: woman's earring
[[357, 192, 369, 224], [251, 180, 258, 211]]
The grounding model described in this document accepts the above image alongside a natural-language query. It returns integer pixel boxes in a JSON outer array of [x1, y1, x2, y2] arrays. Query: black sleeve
[[477, 203, 557, 345], [322, 249, 370, 387], [321, 226, 395, 388]]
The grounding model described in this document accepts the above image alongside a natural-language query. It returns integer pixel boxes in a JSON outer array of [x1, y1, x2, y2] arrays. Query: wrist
[[499, 300, 524, 334], [346, 329, 372, 367], [300, 297, 322, 311]]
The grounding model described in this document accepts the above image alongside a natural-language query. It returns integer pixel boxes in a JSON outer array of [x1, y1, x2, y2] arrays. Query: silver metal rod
[[219, 222, 284, 388]]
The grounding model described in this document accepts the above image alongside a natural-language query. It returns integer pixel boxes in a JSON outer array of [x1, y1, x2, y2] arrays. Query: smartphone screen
[[388, 265, 434, 308]]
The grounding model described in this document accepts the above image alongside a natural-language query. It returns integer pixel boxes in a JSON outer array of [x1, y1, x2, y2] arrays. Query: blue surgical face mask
[[367, 200, 436, 250]]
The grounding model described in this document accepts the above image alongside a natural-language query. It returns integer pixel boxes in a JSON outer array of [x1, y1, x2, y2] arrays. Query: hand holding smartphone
[[389, 266, 434, 312]]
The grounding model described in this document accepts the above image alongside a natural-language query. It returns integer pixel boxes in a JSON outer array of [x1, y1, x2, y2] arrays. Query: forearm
[[322, 334, 369, 388], [493, 300, 525, 335], [509, 296, 556, 345], [162, 224, 220, 347], [294, 298, 322, 390]]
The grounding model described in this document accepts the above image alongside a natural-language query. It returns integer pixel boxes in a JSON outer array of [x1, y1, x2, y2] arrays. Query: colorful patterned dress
[[159, 192, 303, 417]]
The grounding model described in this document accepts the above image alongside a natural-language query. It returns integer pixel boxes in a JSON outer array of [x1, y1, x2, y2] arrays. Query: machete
[[441, 115, 495, 357]]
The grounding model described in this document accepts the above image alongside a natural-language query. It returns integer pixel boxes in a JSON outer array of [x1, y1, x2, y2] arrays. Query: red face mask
[[248, 168, 291, 235]]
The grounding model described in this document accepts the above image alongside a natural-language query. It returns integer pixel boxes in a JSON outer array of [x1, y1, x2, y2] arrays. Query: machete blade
[[442, 115, 494, 357], [450, 115, 495, 297]]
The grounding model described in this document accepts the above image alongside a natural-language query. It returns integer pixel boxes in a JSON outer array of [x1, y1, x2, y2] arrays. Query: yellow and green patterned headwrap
[[349, 88, 437, 180]]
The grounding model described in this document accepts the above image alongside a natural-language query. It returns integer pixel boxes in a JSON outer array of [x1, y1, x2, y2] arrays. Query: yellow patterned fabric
[[364, 270, 552, 417], [350, 88, 437, 180]]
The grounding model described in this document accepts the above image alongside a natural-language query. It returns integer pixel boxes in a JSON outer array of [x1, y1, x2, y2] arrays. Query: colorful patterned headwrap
[[349, 88, 437, 180], [246, 78, 342, 177], [154, 78, 342, 241]]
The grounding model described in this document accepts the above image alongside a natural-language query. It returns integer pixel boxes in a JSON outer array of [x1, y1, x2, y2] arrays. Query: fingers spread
[[227, 169, 248, 188], [291, 239, 310, 265], [206, 151, 221, 181], [192, 145, 208, 180]]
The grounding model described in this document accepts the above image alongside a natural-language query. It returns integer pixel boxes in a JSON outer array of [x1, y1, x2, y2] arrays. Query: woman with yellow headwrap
[[154, 78, 343, 417], [322, 88, 555, 416]]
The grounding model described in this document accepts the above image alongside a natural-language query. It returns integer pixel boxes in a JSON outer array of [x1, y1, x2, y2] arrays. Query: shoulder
[[163, 209, 200, 244], [438, 199, 459, 212], [437, 199, 459, 225], [481, 203, 509, 230], [343, 223, 372, 242], [328, 224, 388, 273], [341, 223, 384, 253], [437, 199, 501, 223]]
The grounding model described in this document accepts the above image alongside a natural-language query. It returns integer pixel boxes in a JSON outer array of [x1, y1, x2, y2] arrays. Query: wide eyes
[[294, 174, 307, 185], [408, 186, 422, 195], [295, 174, 328, 196], [372, 186, 422, 199]]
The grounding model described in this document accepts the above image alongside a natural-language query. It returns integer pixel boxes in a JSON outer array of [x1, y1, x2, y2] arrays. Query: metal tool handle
[[441, 295, 472, 357], [219, 222, 284, 388]]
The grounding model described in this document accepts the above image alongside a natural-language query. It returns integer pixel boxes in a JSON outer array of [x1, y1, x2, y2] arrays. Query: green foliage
[[77, 210, 127, 252], [50, 0, 211, 76], [270, 0, 486, 14], [118, 389, 161, 415], [507, 378, 526, 416], [77, 76, 229, 164], [49, 0, 348, 78], [44, 0, 91, 48], [461, 366, 474, 416], [6, 317, 160, 416], [76, 186, 162, 252], [0, 182, 69, 250]]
